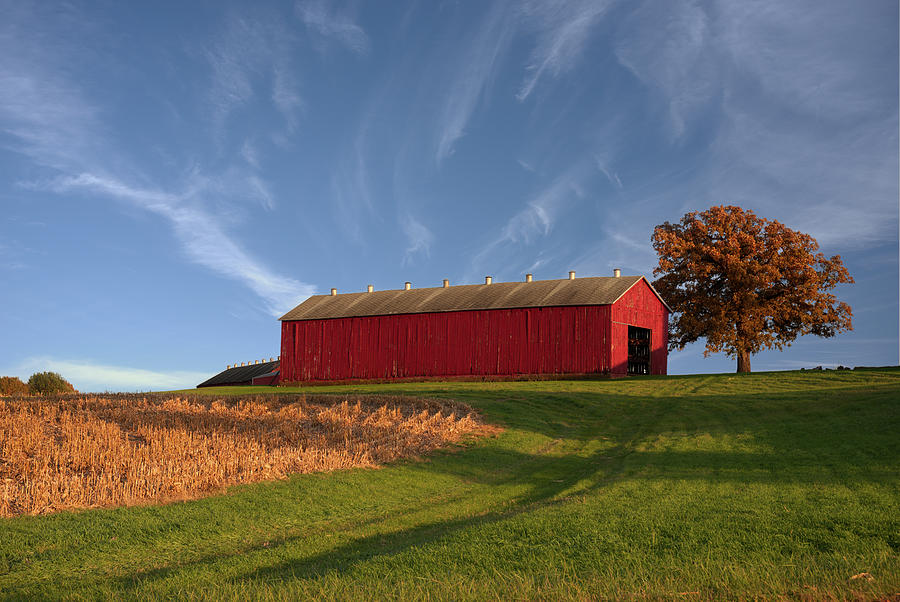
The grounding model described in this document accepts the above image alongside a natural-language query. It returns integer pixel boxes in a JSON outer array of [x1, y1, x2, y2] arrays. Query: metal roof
[[197, 360, 280, 388], [280, 275, 670, 321]]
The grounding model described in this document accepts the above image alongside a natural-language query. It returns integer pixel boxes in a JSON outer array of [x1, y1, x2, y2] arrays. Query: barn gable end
[[610, 278, 669, 375]]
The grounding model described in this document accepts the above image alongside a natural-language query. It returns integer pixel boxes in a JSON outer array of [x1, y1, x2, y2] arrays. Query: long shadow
[[118, 418, 900, 594], [117, 437, 900, 593], [116, 440, 629, 593]]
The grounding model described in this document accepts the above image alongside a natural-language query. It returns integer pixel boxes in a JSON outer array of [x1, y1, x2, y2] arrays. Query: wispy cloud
[[272, 64, 304, 133], [712, 1, 896, 249], [14, 356, 209, 392], [706, 104, 898, 249], [594, 154, 623, 189], [716, 1, 894, 125], [330, 108, 384, 243], [499, 161, 591, 244], [517, 158, 536, 172], [435, 2, 517, 163], [517, 0, 614, 101], [611, 0, 898, 250], [613, 0, 714, 138], [0, 11, 314, 317], [49, 173, 178, 207], [296, 0, 369, 54], [241, 139, 261, 168], [400, 214, 434, 265], [0, 241, 27, 271], [0, 56, 102, 172], [203, 12, 304, 138], [204, 17, 266, 128], [50, 173, 313, 316], [470, 160, 594, 277], [569, 226, 659, 281], [247, 175, 276, 211]]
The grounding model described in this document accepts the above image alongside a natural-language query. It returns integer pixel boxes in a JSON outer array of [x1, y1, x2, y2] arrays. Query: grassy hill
[[2, 369, 898, 599]]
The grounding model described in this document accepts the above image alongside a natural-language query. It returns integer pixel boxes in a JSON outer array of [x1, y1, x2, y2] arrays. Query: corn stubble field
[[0, 393, 490, 517]]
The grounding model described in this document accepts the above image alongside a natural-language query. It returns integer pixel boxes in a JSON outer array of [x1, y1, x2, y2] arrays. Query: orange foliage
[[0, 376, 29, 396], [0, 393, 493, 517], [652, 205, 853, 372]]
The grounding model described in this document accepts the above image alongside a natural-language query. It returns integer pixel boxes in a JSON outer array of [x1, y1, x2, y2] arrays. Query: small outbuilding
[[197, 359, 280, 388], [278, 271, 669, 383]]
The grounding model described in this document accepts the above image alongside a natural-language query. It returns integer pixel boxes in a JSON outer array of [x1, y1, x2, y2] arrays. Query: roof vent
[[613, 268, 621, 278], [569, 270, 576, 280], [525, 273, 533, 283], [330, 288, 337, 296], [443, 279, 449, 288], [485, 276, 492, 285], [367, 284, 374, 293], [404, 282, 411, 290]]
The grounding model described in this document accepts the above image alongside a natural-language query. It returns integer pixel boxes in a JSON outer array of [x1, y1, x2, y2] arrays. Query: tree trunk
[[736, 348, 751, 373]]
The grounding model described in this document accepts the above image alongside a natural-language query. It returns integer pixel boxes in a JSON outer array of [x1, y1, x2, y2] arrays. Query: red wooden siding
[[251, 373, 279, 386], [280, 305, 613, 383], [610, 279, 669, 375]]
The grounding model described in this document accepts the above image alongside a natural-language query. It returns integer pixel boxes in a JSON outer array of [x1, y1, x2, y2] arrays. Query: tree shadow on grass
[[113, 427, 899, 594], [114, 440, 631, 594]]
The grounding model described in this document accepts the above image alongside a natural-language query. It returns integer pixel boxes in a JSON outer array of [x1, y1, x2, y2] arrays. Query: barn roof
[[197, 360, 279, 388], [280, 275, 670, 321]]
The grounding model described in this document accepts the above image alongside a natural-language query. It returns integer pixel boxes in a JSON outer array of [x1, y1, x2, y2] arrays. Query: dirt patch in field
[[0, 393, 496, 517]]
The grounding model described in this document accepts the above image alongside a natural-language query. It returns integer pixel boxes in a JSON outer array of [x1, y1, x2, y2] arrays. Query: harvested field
[[0, 393, 492, 517]]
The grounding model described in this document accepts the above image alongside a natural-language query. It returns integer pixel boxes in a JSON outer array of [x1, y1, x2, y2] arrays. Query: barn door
[[627, 326, 651, 375]]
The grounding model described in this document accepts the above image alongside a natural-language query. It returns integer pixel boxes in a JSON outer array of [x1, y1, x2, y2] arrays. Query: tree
[[651, 205, 853, 373], [27, 371, 76, 395], [0, 376, 29, 396]]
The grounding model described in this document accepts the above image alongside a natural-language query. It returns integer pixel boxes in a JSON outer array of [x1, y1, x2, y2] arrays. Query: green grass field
[[2, 369, 898, 600]]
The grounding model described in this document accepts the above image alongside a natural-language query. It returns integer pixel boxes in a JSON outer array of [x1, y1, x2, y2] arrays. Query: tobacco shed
[[279, 272, 669, 383]]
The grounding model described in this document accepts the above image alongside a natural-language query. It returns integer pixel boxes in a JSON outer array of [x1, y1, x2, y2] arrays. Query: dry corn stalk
[[0, 393, 493, 517]]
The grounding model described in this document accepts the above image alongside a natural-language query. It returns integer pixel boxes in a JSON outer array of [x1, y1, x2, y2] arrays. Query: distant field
[[1, 369, 898, 600]]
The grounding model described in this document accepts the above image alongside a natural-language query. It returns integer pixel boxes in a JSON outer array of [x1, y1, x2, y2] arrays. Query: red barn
[[279, 272, 670, 383]]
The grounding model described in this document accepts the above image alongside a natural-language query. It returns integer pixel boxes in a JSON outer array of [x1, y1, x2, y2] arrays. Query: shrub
[[27, 372, 75, 395], [0, 376, 29, 396]]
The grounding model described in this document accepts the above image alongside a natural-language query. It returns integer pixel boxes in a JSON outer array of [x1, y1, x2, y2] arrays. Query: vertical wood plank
[[280, 281, 668, 382]]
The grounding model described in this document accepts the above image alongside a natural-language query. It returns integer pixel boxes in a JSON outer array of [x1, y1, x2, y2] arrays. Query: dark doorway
[[627, 326, 651, 375]]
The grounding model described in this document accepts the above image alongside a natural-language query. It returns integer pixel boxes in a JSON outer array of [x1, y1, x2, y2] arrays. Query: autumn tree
[[27, 372, 76, 395], [651, 205, 853, 373], [0, 376, 29, 396]]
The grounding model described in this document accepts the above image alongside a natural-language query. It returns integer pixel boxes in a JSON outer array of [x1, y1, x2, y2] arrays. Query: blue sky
[[1, 0, 897, 391]]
